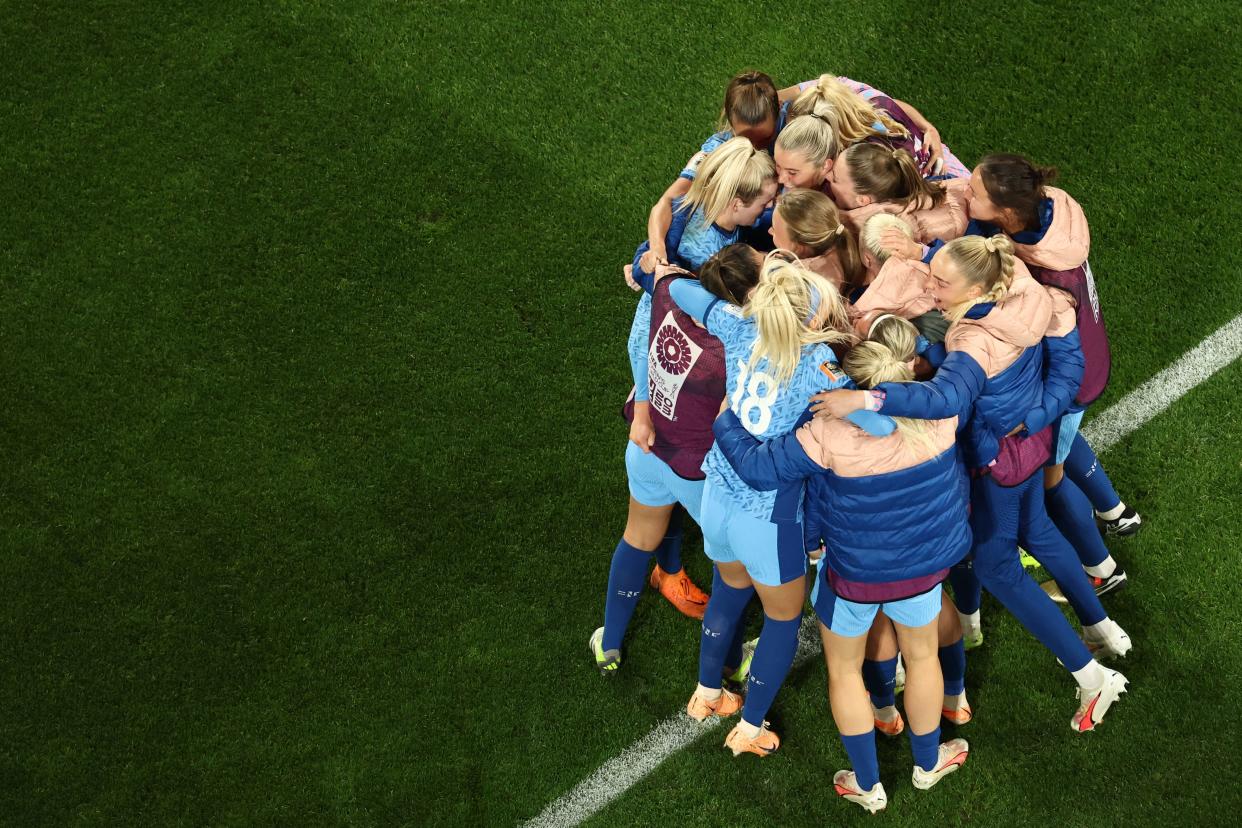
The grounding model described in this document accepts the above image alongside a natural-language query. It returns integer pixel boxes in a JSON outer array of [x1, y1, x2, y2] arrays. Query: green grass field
[[2, 1, 1241, 825]]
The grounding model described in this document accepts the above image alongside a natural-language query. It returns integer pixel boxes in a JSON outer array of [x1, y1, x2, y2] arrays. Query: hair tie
[[867, 313, 898, 340], [983, 237, 997, 253], [835, 223, 845, 234]]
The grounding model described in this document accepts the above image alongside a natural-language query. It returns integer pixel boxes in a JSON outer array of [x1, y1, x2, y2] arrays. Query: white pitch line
[[525, 621, 821, 828], [1082, 312, 1242, 451], [527, 311, 1242, 828]]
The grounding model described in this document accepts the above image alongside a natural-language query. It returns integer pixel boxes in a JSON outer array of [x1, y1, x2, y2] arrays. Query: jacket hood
[[1012, 187, 1090, 270]]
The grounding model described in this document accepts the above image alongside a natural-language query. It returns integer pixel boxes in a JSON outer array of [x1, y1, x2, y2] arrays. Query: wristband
[[863, 390, 886, 412]]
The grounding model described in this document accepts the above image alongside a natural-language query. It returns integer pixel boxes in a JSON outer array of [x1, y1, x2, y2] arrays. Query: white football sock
[[736, 719, 762, 739], [1097, 502, 1126, 521], [1071, 659, 1106, 690], [695, 683, 721, 701], [1084, 556, 1118, 579]]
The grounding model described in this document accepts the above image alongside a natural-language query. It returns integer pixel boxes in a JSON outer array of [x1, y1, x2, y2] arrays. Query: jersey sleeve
[[680, 132, 731, 180], [627, 294, 652, 402], [669, 278, 744, 341], [875, 350, 987, 423]]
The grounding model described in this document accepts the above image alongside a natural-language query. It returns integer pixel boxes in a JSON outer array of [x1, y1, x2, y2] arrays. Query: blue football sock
[[697, 569, 754, 688], [862, 657, 898, 708], [601, 539, 654, 652], [840, 731, 880, 791], [741, 614, 802, 727], [725, 609, 748, 673], [1045, 477, 1109, 568], [654, 504, 684, 575], [939, 640, 967, 696], [1065, 432, 1122, 514], [948, 560, 982, 615], [910, 725, 942, 772]]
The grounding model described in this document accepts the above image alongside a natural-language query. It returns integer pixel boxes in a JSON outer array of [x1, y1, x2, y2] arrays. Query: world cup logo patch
[[656, 324, 693, 375], [648, 311, 704, 420]]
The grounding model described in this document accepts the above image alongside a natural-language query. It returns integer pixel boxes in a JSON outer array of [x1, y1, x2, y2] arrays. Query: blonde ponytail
[[845, 327, 936, 451], [679, 136, 777, 228], [942, 234, 1017, 322], [743, 253, 855, 385], [789, 74, 909, 146]]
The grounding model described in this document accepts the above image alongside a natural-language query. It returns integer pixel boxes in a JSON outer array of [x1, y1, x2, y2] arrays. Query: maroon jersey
[[624, 278, 727, 479], [1029, 262, 1111, 407], [865, 96, 929, 169]]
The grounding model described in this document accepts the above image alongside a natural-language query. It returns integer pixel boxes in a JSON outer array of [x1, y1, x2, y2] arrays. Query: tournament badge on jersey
[[647, 311, 703, 421]]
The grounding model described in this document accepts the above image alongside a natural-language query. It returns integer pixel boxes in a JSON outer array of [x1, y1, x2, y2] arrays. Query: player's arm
[[1025, 330, 1085, 434], [641, 177, 693, 272], [712, 409, 825, 490], [810, 351, 986, 424], [892, 97, 944, 174], [627, 300, 651, 403]]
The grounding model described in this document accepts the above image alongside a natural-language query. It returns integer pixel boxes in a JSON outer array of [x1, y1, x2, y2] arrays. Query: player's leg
[[688, 559, 752, 720], [862, 613, 902, 735], [1042, 414, 1127, 602], [723, 519, 805, 757], [972, 476, 1129, 729], [1019, 479, 1131, 659], [1064, 431, 1141, 535], [936, 590, 971, 724], [947, 558, 982, 649], [592, 496, 674, 673], [890, 587, 969, 790], [687, 483, 753, 719], [649, 467, 712, 618], [819, 598, 887, 813]]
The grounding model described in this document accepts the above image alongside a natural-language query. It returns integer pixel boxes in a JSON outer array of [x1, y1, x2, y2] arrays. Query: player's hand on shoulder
[[810, 389, 867, 420]]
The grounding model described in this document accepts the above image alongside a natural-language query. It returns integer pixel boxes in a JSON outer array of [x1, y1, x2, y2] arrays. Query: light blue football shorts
[[625, 441, 705, 523], [699, 479, 806, 587], [813, 575, 943, 638], [1052, 409, 1085, 465]]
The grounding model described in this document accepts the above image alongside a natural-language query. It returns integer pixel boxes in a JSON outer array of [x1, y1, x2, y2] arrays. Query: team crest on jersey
[[1083, 260, 1101, 323], [648, 311, 703, 420], [819, 361, 841, 382]]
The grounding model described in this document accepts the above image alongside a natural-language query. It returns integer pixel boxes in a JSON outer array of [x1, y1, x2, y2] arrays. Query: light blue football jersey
[[628, 203, 742, 402], [698, 299, 852, 522]]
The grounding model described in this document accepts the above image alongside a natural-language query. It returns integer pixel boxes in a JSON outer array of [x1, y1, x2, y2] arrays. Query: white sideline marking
[[526, 621, 820, 828], [1082, 313, 1242, 451], [527, 312, 1242, 828]]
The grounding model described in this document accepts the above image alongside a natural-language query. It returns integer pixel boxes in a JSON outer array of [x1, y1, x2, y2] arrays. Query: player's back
[[701, 303, 847, 522]]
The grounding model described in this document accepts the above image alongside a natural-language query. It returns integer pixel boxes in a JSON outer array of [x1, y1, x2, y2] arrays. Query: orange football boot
[[686, 687, 742, 721], [650, 565, 709, 620]]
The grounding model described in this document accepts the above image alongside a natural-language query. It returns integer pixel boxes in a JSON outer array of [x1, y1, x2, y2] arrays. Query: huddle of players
[[589, 71, 1141, 813]]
